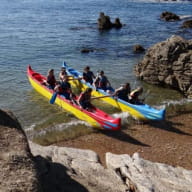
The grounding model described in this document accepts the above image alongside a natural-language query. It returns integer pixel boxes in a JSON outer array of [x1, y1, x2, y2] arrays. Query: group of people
[[43, 65, 144, 111], [82, 66, 113, 92], [81, 66, 144, 104], [43, 67, 75, 102]]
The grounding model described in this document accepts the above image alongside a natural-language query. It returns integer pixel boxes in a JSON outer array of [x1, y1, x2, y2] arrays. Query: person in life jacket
[[59, 67, 74, 81], [82, 66, 95, 85], [93, 70, 113, 92], [129, 86, 143, 104], [77, 88, 93, 110], [114, 82, 131, 102], [54, 76, 74, 100], [59, 67, 68, 81], [44, 69, 56, 89]]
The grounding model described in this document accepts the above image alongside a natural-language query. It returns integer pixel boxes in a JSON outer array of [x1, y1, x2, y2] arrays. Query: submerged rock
[[160, 11, 180, 21], [133, 44, 145, 53], [181, 20, 192, 28], [134, 35, 192, 98], [81, 48, 94, 53], [113, 18, 123, 29]]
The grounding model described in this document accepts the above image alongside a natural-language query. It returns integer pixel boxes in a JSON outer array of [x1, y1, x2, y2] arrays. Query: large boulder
[[30, 143, 192, 192], [134, 35, 192, 98], [0, 109, 41, 192], [106, 152, 192, 192], [30, 142, 127, 192]]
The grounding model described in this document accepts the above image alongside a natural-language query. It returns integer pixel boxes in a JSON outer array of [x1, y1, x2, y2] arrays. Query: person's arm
[[114, 87, 122, 95], [93, 76, 99, 89], [106, 77, 111, 87], [77, 93, 83, 106], [59, 72, 62, 80], [91, 71, 96, 79], [45, 76, 51, 86], [54, 84, 60, 93]]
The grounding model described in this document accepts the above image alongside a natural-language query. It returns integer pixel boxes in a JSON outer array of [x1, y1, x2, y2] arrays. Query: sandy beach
[[55, 112, 192, 170]]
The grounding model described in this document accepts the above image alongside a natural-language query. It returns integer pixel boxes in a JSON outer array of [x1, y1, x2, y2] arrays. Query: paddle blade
[[50, 92, 57, 104]]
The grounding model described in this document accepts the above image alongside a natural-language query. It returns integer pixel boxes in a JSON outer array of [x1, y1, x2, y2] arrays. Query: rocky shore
[[1, 108, 192, 192]]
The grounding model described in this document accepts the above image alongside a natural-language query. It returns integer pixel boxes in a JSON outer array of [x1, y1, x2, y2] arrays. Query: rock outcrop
[[97, 12, 123, 30], [1, 108, 192, 192], [133, 44, 145, 53], [181, 20, 192, 28], [30, 142, 127, 192], [0, 109, 41, 192], [106, 153, 192, 192], [30, 142, 192, 192], [134, 35, 192, 98], [160, 11, 180, 21]]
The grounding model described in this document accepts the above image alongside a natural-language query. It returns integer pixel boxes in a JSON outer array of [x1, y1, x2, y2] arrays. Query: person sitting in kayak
[[54, 76, 75, 101], [129, 86, 143, 104], [59, 67, 68, 81], [93, 70, 113, 92], [44, 69, 56, 89], [59, 67, 74, 81], [78, 88, 94, 110], [82, 66, 95, 85], [114, 82, 131, 102]]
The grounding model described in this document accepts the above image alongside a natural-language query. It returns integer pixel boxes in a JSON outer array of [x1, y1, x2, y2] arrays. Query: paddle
[[50, 92, 58, 104], [91, 94, 114, 100]]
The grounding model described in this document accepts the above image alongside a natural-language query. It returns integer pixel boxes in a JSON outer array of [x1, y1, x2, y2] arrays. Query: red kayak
[[27, 65, 121, 130]]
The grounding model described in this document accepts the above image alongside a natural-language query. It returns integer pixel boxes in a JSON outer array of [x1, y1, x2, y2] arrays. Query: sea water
[[0, 0, 191, 141]]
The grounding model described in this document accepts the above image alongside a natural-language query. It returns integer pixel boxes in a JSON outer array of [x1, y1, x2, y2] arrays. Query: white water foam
[[130, 0, 192, 3], [112, 112, 130, 125], [160, 98, 192, 107], [25, 120, 90, 139], [180, 15, 192, 19]]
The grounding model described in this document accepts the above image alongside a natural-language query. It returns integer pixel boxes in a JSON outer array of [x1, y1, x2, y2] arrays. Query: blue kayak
[[63, 61, 166, 121]]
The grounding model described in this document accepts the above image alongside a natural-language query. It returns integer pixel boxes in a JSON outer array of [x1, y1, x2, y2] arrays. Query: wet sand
[[55, 113, 192, 170]]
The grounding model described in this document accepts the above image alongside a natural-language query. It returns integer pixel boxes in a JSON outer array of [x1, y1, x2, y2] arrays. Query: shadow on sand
[[149, 119, 192, 136], [100, 129, 150, 147]]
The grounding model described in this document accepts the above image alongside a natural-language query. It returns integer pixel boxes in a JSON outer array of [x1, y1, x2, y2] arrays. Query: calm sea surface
[[0, 0, 192, 141]]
